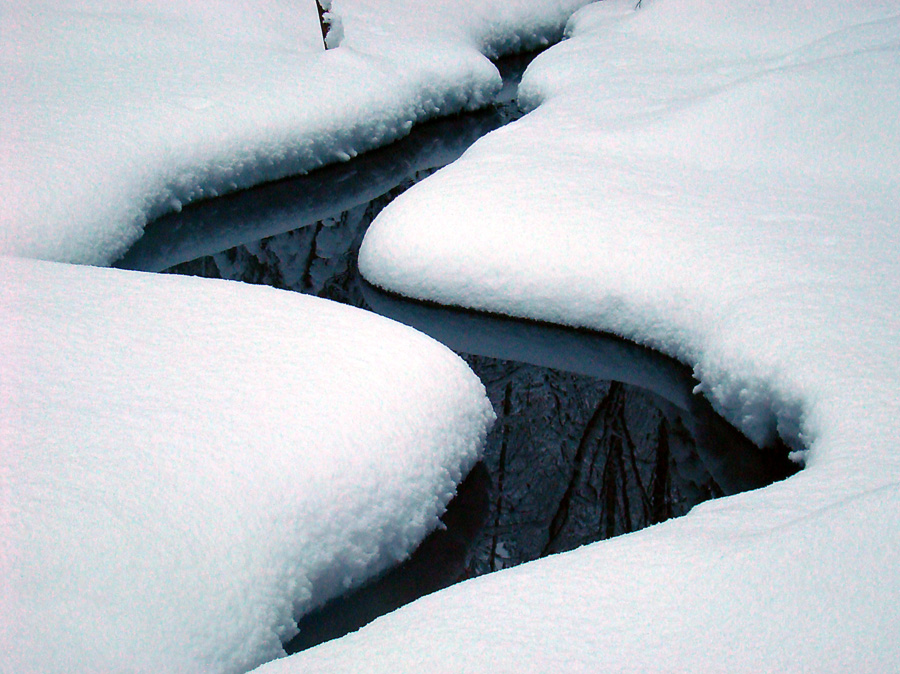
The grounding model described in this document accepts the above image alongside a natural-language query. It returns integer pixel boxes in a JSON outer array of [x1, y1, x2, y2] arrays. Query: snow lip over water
[[342, 0, 900, 670], [1, 2, 597, 671], [0, 0, 592, 267], [361, 0, 900, 455], [0, 256, 495, 674]]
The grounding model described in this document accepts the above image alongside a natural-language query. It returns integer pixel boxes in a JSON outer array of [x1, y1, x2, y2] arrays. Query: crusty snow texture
[[0, 257, 494, 674], [341, 0, 900, 671]]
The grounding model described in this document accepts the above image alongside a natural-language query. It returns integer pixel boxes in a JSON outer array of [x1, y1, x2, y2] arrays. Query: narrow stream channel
[[115, 51, 798, 654]]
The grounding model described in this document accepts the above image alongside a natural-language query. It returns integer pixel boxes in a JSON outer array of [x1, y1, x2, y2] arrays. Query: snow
[[5, 0, 897, 670], [1, 2, 595, 671], [286, 0, 900, 670], [0, 0, 590, 266], [0, 256, 494, 673], [116, 110, 510, 273], [363, 286, 696, 411]]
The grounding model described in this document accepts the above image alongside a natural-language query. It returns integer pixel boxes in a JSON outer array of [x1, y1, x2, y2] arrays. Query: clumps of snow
[[338, 0, 900, 669], [0, 256, 494, 674], [1, 2, 605, 671], [361, 0, 900, 452], [0, 0, 592, 266]]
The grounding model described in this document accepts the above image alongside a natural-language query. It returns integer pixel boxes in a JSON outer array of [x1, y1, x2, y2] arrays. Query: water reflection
[[348, 290, 796, 573], [115, 50, 797, 654], [282, 308, 795, 654], [148, 207, 796, 653]]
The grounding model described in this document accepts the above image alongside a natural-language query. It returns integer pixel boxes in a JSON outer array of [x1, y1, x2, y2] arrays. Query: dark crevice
[[315, 1, 329, 48], [489, 381, 513, 572]]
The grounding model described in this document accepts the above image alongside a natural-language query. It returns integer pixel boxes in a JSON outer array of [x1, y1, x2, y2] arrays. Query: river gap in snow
[[115, 51, 799, 653]]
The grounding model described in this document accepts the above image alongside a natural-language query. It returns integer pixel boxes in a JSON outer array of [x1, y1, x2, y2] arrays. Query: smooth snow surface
[[0, 256, 494, 674], [293, 0, 900, 670], [0, 0, 590, 265]]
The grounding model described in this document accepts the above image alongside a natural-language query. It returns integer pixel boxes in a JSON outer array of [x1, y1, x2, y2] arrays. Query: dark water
[[281, 293, 796, 653], [115, 51, 798, 654]]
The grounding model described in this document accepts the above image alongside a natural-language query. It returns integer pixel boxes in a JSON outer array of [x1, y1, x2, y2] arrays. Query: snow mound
[[332, 0, 590, 58], [0, 256, 494, 674], [0, 0, 592, 266], [322, 0, 900, 669]]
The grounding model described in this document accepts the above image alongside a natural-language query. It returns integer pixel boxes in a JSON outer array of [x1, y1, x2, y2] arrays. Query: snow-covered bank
[[286, 0, 900, 669], [2, 2, 604, 671], [115, 105, 514, 274], [0, 256, 494, 673], [0, 0, 591, 266], [10, 0, 896, 669]]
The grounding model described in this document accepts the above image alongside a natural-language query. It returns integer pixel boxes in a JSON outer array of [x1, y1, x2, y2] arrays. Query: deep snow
[[288, 0, 900, 670], [0, 1, 596, 672], [4, 0, 897, 671], [0, 0, 590, 265], [0, 256, 494, 673]]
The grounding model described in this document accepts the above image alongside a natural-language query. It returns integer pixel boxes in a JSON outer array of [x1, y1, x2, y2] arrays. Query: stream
[[115, 50, 798, 654]]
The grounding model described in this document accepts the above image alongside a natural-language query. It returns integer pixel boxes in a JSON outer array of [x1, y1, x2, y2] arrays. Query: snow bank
[[0, 256, 494, 673], [116, 109, 510, 273], [2, 3, 607, 671], [281, 0, 900, 669], [331, 0, 588, 57], [0, 0, 591, 266]]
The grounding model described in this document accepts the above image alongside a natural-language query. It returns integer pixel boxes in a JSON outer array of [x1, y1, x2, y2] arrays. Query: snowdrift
[[291, 0, 900, 670], [0, 257, 493, 673], [0, 0, 590, 265]]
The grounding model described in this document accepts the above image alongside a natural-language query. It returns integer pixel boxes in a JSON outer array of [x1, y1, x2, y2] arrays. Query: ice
[[0, 256, 494, 673], [312, 0, 900, 670]]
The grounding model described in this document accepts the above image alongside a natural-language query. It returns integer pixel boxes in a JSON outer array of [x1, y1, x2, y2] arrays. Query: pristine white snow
[[0, 0, 590, 266], [1, 2, 599, 672], [117, 111, 509, 273], [0, 256, 494, 674], [276, 0, 900, 670], [9, 0, 898, 671]]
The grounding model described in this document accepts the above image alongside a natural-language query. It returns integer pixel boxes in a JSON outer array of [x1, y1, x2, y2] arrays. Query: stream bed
[[115, 51, 798, 654]]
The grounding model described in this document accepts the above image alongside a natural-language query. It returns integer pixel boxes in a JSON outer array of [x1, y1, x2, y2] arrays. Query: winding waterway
[[115, 51, 798, 654]]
